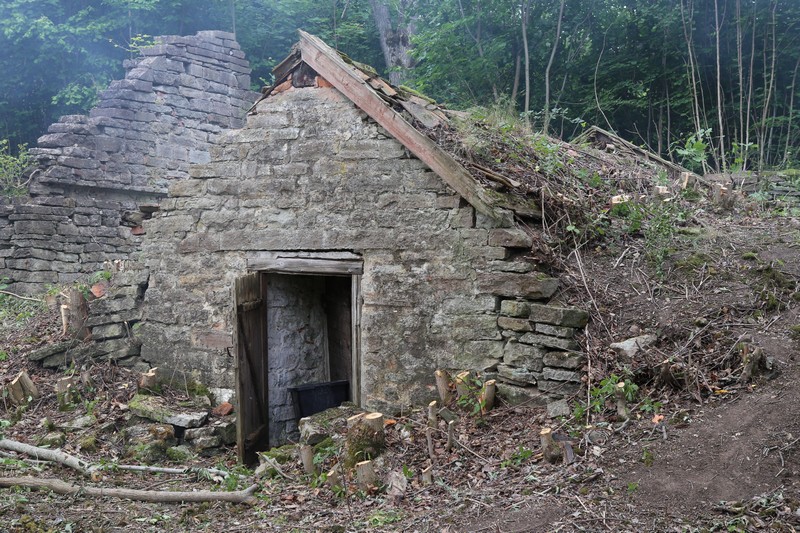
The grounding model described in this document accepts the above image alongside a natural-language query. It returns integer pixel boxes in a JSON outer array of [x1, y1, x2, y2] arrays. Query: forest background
[[0, 0, 798, 174]]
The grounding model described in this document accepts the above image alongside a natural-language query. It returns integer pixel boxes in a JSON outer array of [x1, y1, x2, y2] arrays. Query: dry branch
[[0, 438, 96, 477], [0, 476, 258, 505]]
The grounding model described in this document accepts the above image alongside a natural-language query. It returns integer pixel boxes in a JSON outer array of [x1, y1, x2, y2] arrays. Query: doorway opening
[[234, 252, 362, 464]]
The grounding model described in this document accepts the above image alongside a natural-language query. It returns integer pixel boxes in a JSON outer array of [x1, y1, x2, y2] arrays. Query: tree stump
[[455, 371, 472, 399], [355, 459, 377, 489], [7, 371, 40, 405], [427, 400, 438, 428], [299, 444, 316, 475], [65, 288, 90, 340], [614, 382, 630, 421], [345, 412, 384, 466], [435, 369, 452, 405], [479, 379, 496, 414], [540, 427, 562, 464]]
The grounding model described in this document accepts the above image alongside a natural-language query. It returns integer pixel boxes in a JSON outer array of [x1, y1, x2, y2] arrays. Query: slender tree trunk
[[782, 56, 800, 167], [736, 0, 745, 167], [744, 2, 756, 161], [369, 0, 416, 86], [758, 1, 777, 169], [542, 0, 566, 135], [714, 0, 726, 171], [511, 50, 521, 103], [680, 0, 702, 136], [522, 0, 532, 121]]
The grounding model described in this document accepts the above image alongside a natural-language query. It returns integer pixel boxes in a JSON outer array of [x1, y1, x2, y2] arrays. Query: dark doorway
[[265, 274, 353, 447], [235, 253, 362, 464]]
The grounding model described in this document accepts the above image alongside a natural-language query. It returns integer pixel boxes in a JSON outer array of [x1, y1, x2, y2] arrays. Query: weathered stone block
[[496, 383, 547, 407], [500, 299, 530, 318], [537, 379, 582, 396], [476, 273, 559, 300], [535, 323, 576, 338], [502, 341, 545, 371], [91, 323, 126, 340], [542, 368, 582, 382], [547, 399, 571, 418], [542, 351, 584, 370], [519, 333, 578, 351], [528, 303, 589, 328], [488, 228, 532, 248], [497, 316, 533, 332], [497, 364, 539, 386]]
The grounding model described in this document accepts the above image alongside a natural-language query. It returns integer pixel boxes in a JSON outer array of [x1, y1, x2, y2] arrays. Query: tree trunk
[[542, 0, 566, 135], [714, 0, 726, 171], [369, 0, 416, 86], [521, 0, 532, 120]]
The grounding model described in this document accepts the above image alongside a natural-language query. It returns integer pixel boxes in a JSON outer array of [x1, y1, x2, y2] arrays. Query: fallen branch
[[0, 438, 96, 477], [0, 476, 258, 505], [0, 290, 44, 303]]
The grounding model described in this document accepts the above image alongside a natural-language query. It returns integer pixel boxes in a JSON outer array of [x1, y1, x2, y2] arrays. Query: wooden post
[[427, 400, 438, 428], [540, 427, 562, 464], [435, 370, 452, 405], [299, 445, 316, 475], [614, 382, 630, 421], [355, 460, 377, 489], [421, 465, 433, 485], [479, 379, 496, 414], [426, 427, 435, 461]]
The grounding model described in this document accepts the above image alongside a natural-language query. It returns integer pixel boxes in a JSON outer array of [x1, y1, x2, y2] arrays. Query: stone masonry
[[0, 31, 258, 293], [135, 80, 589, 413]]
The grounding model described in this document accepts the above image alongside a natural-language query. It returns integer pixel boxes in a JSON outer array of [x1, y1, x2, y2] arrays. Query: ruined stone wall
[[136, 84, 587, 413], [0, 31, 258, 293]]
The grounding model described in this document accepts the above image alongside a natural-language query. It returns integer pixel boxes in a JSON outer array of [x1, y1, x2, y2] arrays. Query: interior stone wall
[[266, 274, 330, 446], [0, 31, 258, 293]]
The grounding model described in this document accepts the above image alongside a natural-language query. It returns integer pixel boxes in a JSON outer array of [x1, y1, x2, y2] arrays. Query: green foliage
[[674, 129, 711, 173], [573, 374, 638, 423], [0, 140, 32, 197], [367, 511, 403, 527], [501, 445, 534, 468], [456, 373, 487, 417]]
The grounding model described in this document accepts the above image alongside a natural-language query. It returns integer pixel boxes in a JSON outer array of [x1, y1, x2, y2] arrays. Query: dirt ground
[[1, 196, 799, 531]]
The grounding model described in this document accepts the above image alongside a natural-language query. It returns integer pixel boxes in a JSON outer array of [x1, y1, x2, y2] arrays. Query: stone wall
[[135, 83, 588, 414], [0, 31, 258, 293], [267, 274, 331, 446]]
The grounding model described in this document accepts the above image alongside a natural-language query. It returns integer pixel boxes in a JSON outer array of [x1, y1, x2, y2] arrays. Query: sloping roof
[[251, 30, 503, 221], [250, 31, 697, 227]]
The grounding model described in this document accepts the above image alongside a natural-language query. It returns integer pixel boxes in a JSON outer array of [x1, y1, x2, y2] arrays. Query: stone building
[[8, 31, 590, 460], [135, 32, 588, 456]]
